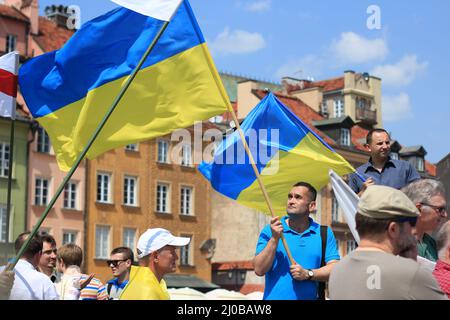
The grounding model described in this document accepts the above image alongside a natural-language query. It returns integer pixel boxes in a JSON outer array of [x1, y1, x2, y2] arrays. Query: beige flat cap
[[358, 185, 419, 219]]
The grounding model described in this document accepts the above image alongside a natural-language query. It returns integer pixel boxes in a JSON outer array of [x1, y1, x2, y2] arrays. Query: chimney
[[44, 4, 70, 28]]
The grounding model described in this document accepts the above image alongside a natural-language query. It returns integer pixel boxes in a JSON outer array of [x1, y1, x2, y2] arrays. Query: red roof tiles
[[32, 17, 74, 52], [285, 77, 345, 95], [0, 4, 29, 23]]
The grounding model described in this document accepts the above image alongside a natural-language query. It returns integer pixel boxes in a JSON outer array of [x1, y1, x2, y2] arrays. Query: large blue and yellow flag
[[19, 0, 229, 171], [199, 93, 355, 215]]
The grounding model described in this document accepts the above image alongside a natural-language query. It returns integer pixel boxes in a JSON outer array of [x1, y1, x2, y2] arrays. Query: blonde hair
[[57, 243, 83, 267]]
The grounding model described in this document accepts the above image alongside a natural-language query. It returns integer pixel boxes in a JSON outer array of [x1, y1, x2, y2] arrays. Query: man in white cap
[[329, 185, 447, 300], [120, 228, 190, 300]]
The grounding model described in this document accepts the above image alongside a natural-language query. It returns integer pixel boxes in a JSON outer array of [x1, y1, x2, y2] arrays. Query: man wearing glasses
[[329, 185, 447, 300], [106, 247, 134, 299], [402, 179, 448, 262]]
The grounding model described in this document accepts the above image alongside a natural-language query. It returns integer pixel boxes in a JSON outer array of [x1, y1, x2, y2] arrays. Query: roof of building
[[284, 76, 345, 95], [399, 145, 427, 156], [425, 161, 436, 176], [212, 260, 254, 271], [312, 115, 355, 128], [32, 17, 74, 52], [0, 4, 29, 22]]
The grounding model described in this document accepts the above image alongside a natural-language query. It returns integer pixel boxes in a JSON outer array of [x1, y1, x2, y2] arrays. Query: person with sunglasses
[[402, 179, 448, 262], [329, 185, 447, 300], [105, 247, 134, 300]]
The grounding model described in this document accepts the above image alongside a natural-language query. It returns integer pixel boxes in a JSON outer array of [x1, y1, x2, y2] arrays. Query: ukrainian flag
[[19, 0, 229, 171], [199, 93, 355, 215]]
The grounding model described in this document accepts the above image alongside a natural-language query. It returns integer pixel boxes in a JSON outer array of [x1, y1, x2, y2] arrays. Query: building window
[[6, 35, 17, 53], [347, 240, 357, 253], [123, 176, 138, 206], [97, 172, 112, 203], [35, 178, 49, 206], [0, 204, 7, 243], [179, 234, 193, 266], [63, 181, 77, 209], [180, 186, 193, 215], [416, 157, 424, 172], [390, 152, 399, 160], [123, 228, 136, 253], [157, 140, 169, 163], [62, 231, 77, 245], [331, 196, 340, 222], [37, 127, 50, 153], [125, 144, 138, 152], [334, 99, 344, 117], [0, 142, 10, 178], [336, 239, 342, 256], [321, 101, 328, 116], [156, 183, 170, 213], [340, 128, 351, 146], [181, 144, 192, 167], [95, 225, 110, 259]]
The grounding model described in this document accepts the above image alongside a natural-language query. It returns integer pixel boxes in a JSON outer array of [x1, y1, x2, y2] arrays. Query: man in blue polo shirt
[[253, 182, 340, 300], [348, 128, 420, 196]]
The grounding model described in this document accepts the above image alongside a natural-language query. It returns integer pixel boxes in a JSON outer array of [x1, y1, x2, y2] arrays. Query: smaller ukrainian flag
[[199, 93, 355, 215]]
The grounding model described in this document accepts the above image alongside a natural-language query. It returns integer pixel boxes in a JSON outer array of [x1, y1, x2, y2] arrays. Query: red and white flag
[[0, 51, 19, 119]]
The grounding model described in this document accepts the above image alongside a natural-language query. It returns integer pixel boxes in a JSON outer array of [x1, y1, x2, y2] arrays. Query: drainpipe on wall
[[25, 120, 39, 232]]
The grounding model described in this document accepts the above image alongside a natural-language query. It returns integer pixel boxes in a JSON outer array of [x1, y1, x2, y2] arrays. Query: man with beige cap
[[120, 228, 190, 300], [329, 185, 447, 300]]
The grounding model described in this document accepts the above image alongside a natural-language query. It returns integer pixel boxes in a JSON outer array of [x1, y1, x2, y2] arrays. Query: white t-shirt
[[0, 260, 59, 300]]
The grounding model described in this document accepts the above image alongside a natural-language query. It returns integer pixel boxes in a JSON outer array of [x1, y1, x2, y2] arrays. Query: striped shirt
[[79, 275, 108, 300]]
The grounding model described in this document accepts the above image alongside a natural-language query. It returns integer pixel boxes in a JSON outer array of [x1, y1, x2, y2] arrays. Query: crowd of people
[[0, 128, 448, 300]]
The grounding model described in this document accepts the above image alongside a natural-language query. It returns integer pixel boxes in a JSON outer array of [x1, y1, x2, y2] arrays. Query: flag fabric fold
[[329, 169, 360, 243], [199, 93, 355, 215], [0, 52, 19, 119], [19, 0, 229, 171]]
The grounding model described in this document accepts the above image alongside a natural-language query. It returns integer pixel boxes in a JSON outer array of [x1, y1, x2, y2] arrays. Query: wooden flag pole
[[223, 99, 296, 266], [6, 19, 173, 271]]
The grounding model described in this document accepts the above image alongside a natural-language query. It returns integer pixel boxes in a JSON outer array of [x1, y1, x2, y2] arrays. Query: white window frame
[[125, 144, 138, 152], [0, 142, 10, 178], [37, 127, 50, 153], [179, 234, 193, 266], [6, 34, 17, 53], [181, 144, 192, 167], [123, 227, 136, 253], [156, 183, 170, 213], [321, 100, 328, 115], [334, 99, 344, 117], [340, 128, 351, 146], [157, 140, 169, 163], [0, 204, 7, 243], [180, 186, 193, 216], [97, 172, 112, 204], [62, 230, 77, 245], [35, 178, 50, 206], [416, 157, 424, 172], [95, 225, 110, 259], [123, 175, 138, 206], [63, 181, 77, 210], [331, 196, 340, 222]]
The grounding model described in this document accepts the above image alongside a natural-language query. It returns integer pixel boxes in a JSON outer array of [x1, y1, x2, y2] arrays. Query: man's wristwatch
[[306, 269, 314, 280]]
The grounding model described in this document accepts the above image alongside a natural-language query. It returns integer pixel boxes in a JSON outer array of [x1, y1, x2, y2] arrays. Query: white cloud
[[371, 55, 428, 87], [275, 54, 324, 79], [331, 32, 388, 65], [382, 93, 413, 122], [245, 0, 271, 12], [209, 27, 266, 55]]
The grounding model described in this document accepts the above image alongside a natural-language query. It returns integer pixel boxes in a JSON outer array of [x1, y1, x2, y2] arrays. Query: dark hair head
[[292, 182, 317, 201], [14, 232, 43, 259], [111, 247, 134, 262], [39, 233, 56, 247], [366, 128, 390, 145], [354, 212, 408, 240]]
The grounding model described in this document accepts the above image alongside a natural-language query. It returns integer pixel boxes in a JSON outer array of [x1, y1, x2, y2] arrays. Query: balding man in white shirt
[[0, 232, 58, 300]]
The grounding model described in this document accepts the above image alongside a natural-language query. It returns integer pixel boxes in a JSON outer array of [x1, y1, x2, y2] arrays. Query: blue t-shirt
[[348, 158, 421, 194], [255, 216, 340, 300]]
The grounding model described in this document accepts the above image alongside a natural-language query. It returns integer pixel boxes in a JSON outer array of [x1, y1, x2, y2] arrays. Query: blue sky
[[38, 0, 450, 163]]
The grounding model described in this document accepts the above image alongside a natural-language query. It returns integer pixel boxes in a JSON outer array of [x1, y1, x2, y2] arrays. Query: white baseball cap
[[136, 228, 190, 259]]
